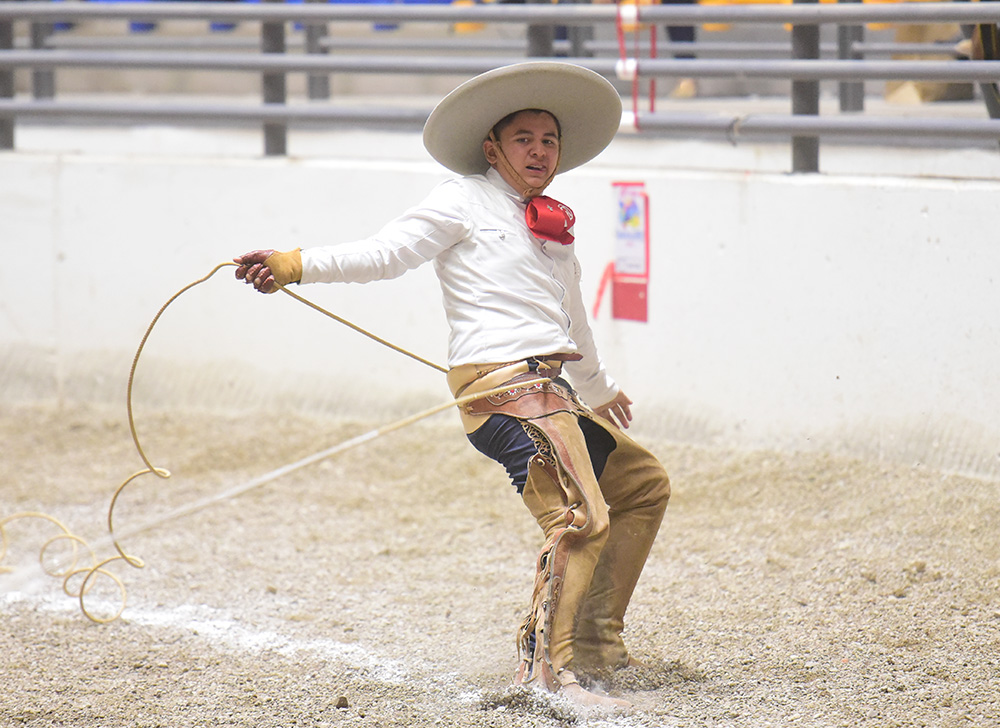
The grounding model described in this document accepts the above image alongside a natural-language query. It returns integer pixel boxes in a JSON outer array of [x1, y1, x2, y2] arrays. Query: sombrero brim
[[422, 62, 623, 177]]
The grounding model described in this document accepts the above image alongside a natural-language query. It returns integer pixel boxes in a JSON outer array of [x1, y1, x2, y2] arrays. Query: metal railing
[[1, 1, 999, 172]]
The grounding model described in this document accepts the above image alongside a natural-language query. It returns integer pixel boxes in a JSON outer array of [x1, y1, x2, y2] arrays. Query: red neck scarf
[[525, 196, 575, 246]]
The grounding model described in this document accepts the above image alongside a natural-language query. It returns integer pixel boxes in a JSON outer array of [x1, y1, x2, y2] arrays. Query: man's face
[[483, 110, 561, 191]]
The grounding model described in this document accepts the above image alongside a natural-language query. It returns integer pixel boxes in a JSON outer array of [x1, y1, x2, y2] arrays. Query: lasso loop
[[126, 262, 238, 475], [0, 512, 116, 620], [75, 558, 131, 624], [1, 512, 95, 579], [2, 261, 545, 623]]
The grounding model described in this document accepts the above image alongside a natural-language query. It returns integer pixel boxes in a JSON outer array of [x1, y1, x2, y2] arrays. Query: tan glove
[[265, 248, 302, 287]]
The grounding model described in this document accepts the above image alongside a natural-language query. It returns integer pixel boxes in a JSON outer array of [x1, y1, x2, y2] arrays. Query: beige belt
[[447, 356, 575, 434]]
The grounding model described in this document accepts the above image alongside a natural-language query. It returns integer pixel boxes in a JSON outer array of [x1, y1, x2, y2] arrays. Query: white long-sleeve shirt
[[300, 167, 619, 408]]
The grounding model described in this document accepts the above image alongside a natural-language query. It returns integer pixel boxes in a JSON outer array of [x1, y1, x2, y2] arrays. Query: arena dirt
[[2, 402, 998, 728]]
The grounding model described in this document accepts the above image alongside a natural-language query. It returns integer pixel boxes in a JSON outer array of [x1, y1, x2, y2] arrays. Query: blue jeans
[[467, 413, 616, 493]]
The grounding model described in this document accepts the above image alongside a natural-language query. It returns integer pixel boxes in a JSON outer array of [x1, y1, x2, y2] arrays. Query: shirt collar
[[485, 167, 527, 205]]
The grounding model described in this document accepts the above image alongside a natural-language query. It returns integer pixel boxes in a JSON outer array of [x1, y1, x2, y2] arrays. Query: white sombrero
[[422, 61, 623, 177]]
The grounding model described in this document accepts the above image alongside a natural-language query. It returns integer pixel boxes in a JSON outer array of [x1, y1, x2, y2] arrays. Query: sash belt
[[447, 354, 584, 433]]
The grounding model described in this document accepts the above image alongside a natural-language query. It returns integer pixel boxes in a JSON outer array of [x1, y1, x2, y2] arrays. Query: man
[[234, 62, 670, 709]]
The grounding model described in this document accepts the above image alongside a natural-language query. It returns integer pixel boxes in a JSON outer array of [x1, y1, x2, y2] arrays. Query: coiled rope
[[2, 262, 546, 623]]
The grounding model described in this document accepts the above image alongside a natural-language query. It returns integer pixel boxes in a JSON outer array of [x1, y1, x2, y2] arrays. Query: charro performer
[[234, 62, 670, 709]]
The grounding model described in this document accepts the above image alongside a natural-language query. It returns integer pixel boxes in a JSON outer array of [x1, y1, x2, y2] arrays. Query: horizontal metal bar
[[14, 30, 974, 61], [589, 40, 834, 56], [852, 41, 965, 57], [24, 33, 538, 54], [18, 33, 536, 55], [632, 58, 1000, 82], [4, 3, 613, 25], [0, 98, 431, 126], [316, 36, 535, 53], [40, 35, 301, 52], [3, 99, 996, 143], [0, 49, 539, 74], [27, 30, 965, 61], [36, 34, 948, 61], [594, 38, 961, 58], [2, 1, 1000, 26], [636, 3, 1000, 25], [35, 34, 917, 61], [634, 111, 1000, 141], [30, 34, 835, 59], [4, 50, 996, 83]]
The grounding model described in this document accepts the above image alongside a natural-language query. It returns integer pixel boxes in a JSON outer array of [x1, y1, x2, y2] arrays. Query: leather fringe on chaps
[[514, 415, 595, 690]]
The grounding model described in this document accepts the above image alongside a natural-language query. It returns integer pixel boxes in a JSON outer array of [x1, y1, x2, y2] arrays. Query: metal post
[[0, 19, 13, 150], [837, 0, 864, 112], [31, 21, 56, 100], [567, 0, 592, 58], [526, 0, 554, 57], [305, 0, 330, 101], [261, 4, 287, 157], [791, 0, 820, 173]]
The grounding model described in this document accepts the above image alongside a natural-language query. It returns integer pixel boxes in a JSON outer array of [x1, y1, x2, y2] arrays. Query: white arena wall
[[2, 129, 998, 481]]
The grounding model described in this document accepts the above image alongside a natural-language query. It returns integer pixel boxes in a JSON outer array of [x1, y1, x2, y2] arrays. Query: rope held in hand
[[2, 261, 544, 623], [127, 262, 447, 475]]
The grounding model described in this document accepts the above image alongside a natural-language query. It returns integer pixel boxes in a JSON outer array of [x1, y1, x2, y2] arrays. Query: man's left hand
[[595, 390, 633, 430]]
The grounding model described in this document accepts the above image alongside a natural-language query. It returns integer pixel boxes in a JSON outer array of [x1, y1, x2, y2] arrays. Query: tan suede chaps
[[449, 360, 671, 691]]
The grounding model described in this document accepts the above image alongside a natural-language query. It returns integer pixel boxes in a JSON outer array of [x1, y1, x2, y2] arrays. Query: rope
[[274, 280, 448, 374], [126, 262, 447, 475], [2, 261, 546, 623], [0, 511, 127, 623]]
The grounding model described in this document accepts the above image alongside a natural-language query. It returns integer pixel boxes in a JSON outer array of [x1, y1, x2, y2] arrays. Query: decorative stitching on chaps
[[520, 420, 556, 473], [514, 415, 595, 691]]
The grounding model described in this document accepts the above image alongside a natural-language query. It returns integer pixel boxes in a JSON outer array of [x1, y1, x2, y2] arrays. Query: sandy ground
[[2, 401, 999, 728]]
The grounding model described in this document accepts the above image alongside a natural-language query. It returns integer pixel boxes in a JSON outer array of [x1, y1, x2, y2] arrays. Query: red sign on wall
[[594, 181, 650, 323]]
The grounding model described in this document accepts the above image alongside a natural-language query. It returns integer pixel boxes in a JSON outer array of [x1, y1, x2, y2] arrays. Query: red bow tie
[[525, 196, 575, 246]]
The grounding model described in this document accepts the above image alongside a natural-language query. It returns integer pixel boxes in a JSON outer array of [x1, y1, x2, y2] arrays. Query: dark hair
[[490, 109, 562, 140]]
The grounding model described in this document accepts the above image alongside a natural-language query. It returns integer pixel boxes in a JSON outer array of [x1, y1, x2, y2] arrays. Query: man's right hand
[[233, 248, 302, 294]]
